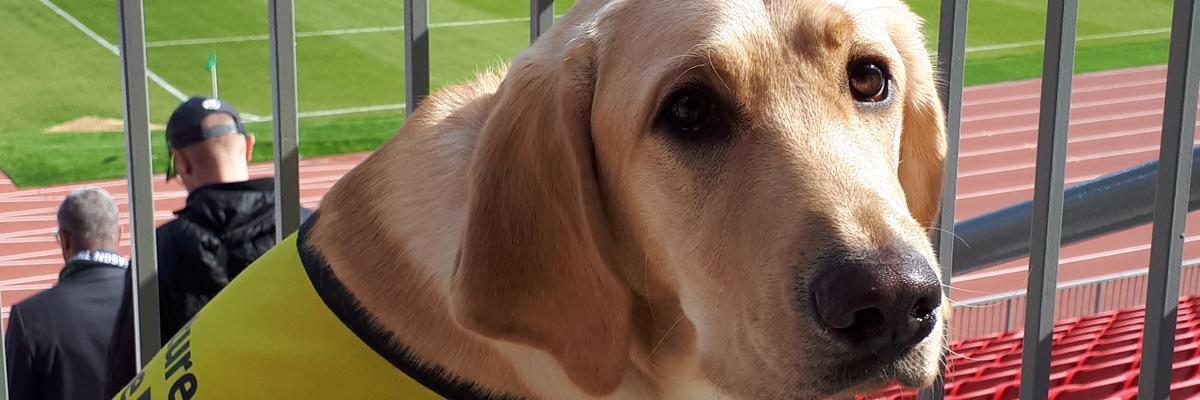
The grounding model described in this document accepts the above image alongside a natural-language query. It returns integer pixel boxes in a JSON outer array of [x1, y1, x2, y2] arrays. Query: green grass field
[[0, 0, 1176, 187]]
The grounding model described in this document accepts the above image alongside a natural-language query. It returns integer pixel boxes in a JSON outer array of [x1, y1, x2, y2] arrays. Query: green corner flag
[[207, 50, 219, 97], [206, 51, 217, 71]]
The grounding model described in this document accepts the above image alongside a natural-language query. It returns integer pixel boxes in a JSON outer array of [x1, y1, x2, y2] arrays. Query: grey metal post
[[1139, 0, 1200, 397], [268, 0, 301, 240], [1005, 298, 1013, 333], [1094, 282, 1103, 313], [920, 1, 968, 399], [531, 0, 553, 44], [116, 0, 161, 365], [1020, 0, 1078, 398], [404, 0, 429, 115]]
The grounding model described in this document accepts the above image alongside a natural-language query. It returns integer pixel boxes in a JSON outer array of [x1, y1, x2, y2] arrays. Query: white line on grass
[[966, 27, 1171, 53], [250, 103, 407, 122], [39, 0, 266, 120], [39, 0, 188, 101], [146, 16, 545, 48]]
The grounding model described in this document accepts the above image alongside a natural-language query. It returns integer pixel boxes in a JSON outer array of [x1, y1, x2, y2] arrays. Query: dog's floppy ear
[[889, 8, 948, 227], [451, 39, 631, 395]]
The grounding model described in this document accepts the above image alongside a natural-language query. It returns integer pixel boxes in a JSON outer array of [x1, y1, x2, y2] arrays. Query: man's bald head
[[171, 113, 256, 191], [164, 97, 255, 191]]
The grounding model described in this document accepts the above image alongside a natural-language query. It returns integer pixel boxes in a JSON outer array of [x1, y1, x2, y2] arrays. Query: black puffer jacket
[[104, 178, 310, 397], [156, 178, 285, 336]]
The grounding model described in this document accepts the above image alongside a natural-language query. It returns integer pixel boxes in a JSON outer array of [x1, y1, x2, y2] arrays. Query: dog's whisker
[[945, 299, 989, 309], [922, 225, 969, 246], [648, 315, 687, 359], [704, 48, 733, 94], [939, 283, 991, 294]]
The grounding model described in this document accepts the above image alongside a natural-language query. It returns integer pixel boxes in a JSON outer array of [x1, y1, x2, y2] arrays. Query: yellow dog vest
[[113, 215, 501, 400]]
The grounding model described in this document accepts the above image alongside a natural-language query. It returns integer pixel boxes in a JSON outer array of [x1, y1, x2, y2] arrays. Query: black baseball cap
[[164, 96, 247, 180]]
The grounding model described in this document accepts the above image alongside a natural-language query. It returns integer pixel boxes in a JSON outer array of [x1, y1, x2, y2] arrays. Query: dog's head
[[452, 0, 947, 398]]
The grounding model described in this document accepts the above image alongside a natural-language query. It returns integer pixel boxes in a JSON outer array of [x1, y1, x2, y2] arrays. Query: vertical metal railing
[[530, 0, 553, 44], [1139, 0, 1200, 397], [268, 0, 302, 240], [404, 0, 429, 116], [1018, 1, 1078, 398], [920, 0, 968, 398], [116, 0, 161, 368]]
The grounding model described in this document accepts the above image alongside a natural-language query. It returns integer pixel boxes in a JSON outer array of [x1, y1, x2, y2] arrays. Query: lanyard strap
[[61, 250, 129, 280]]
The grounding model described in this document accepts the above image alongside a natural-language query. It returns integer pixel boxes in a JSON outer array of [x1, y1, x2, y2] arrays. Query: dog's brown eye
[[848, 61, 890, 103], [662, 88, 715, 133]]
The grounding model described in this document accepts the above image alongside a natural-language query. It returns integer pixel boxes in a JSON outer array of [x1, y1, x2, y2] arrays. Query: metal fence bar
[[920, 0, 968, 398], [530, 0, 553, 44], [1139, 0, 1200, 396], [1019, 0, 1078, 398], [404, 0, 429, 115], [268, 0, 302, 240], [116, 0, 161, 366]]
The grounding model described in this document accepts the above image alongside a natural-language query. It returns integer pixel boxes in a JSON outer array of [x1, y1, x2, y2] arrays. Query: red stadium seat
[[1091, 335, 1141, 353], [1176, 342, 1200, 364], [1065, 359, 1134, 384], [1052, 358, 1082, 375], [1056, 343, 1094, 357], [953, 370, 1018, 396], [993, 382, 1020, 400], [1048, 375, 1129, 400], [1082, 347, 1139, 366], [1173, 358, 1200, 382], [1056, 335, 1097, 350], [1171, 377, 1200, 398], [863, 296, 1200, 400], [1105, 323, 1144, 337], [946, 365, 982, 381], [1068, 324, 1107, 338], [951, 381, 1016, 400]]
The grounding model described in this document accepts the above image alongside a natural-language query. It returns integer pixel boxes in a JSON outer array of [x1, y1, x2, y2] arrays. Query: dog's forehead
[[820, 0, 894, 47]]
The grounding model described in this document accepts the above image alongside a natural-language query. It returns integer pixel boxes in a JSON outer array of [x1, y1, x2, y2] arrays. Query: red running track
[[0, 65, 1196, 325]]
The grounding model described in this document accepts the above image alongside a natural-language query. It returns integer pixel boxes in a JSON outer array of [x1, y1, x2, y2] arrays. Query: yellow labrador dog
[[122, 0, 947, 399], [315, 0, 945, 397]]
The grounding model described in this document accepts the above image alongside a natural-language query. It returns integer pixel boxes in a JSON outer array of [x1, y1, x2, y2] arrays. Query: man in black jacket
[[6, 187, 127, 400], [105, 97, 303, 395], [157, 96, 284, 337]]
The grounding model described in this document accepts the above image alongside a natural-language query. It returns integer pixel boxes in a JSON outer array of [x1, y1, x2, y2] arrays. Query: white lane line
[[146, 16, 542, 48], [958, 145, 1160, 178], [962, 108, 1165, 140], [957, 126, 1162, 159], [249, 103, 406, 122], [0, 275, 59, 287], [39, 0, 188, 102], [0, 285, 54, 292], [966, 27, 1171, 53], [962, 92, 1167, 123], [965, 78, 1165, 108], [958, 174, 1102, 201]]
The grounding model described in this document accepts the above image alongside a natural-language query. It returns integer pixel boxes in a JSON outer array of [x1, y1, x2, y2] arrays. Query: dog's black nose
[[808, 249, 942, 358]]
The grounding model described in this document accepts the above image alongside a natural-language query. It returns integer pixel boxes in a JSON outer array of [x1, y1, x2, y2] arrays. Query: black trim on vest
[[296, 212, 516, 400]]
